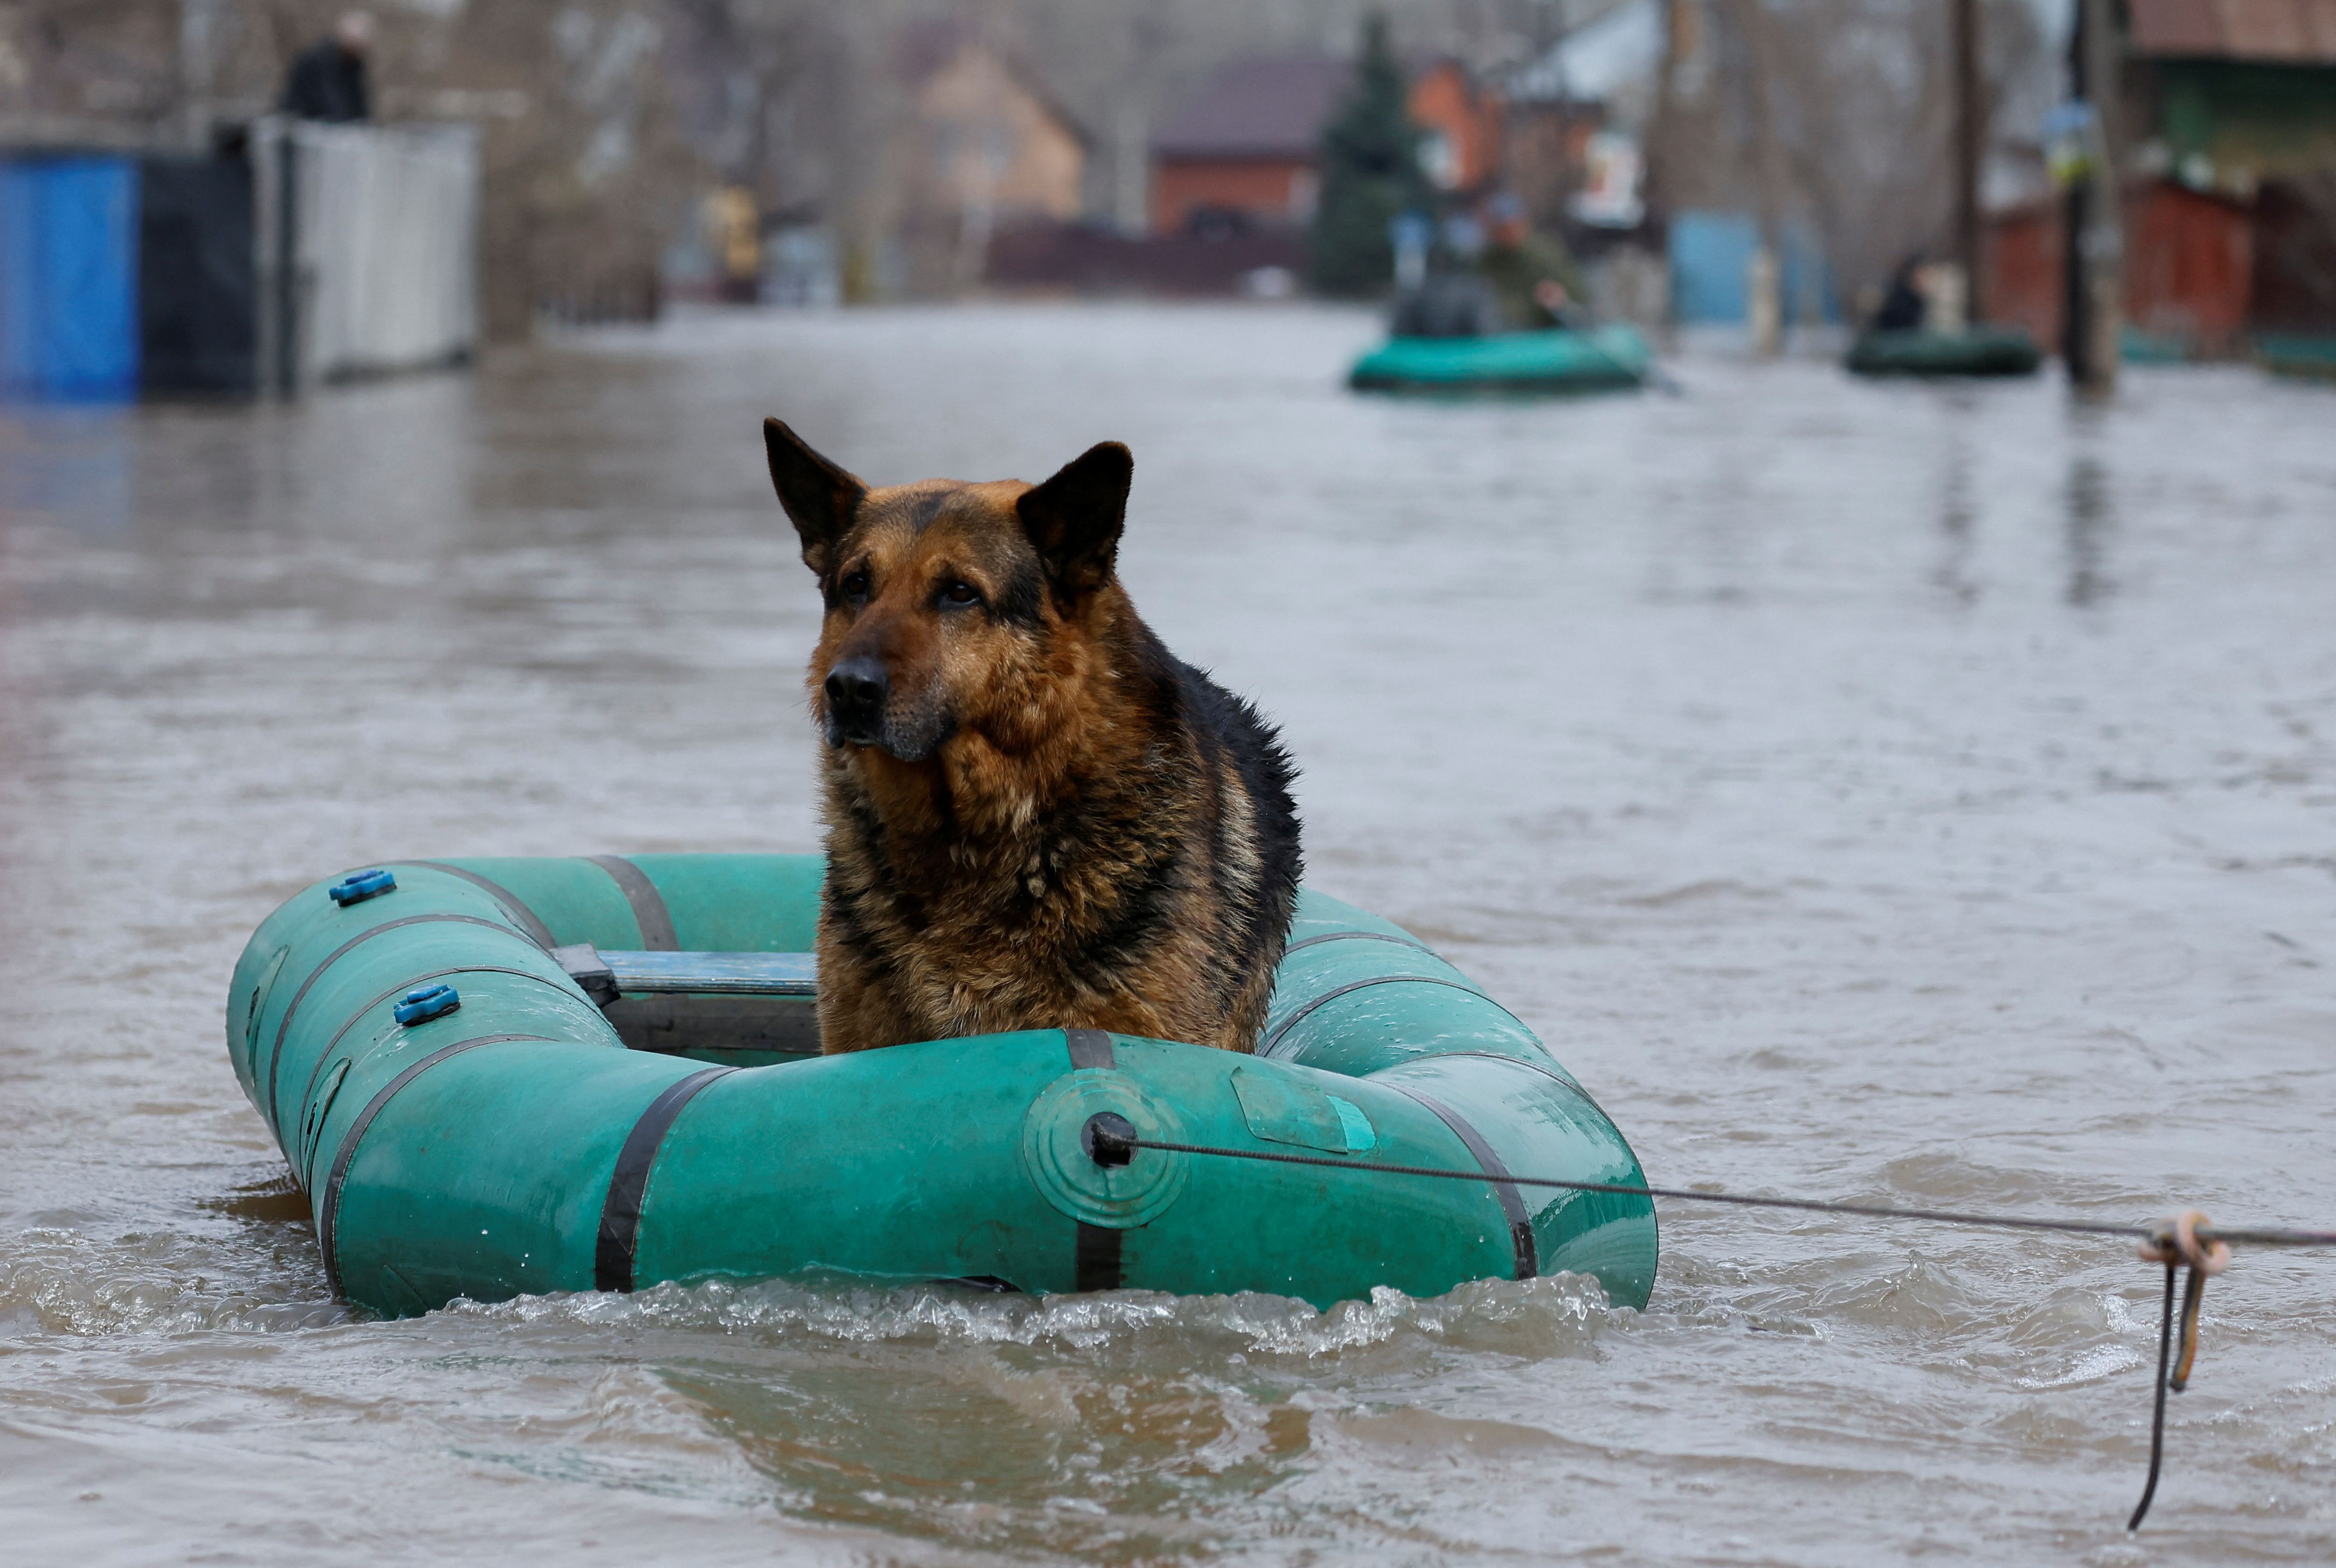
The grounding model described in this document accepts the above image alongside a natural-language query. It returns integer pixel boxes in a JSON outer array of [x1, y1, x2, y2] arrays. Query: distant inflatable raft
[[1349, 325, 1653, 394], [228, 855, 1658, 1318], [1846, 326, 2043, 378]]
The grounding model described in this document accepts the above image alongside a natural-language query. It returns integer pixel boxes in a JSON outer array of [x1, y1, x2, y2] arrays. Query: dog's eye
[[940, 580, 982, 607], [839, 570, 870, 601]]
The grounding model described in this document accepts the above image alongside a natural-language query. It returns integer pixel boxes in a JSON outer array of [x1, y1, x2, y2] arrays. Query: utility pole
[[2063, 0, 2122, 393], [1550, 0, 1575, 224], [1645, 0, 1681, 217], [178, 0, 226, 150], [1730, 0, 1786, 355], [1952, 0, 1983, 324]]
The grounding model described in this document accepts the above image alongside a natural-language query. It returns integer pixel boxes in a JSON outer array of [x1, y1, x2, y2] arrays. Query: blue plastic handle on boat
[[328, 869, 397, 906], [394, 983, 460, 1026]]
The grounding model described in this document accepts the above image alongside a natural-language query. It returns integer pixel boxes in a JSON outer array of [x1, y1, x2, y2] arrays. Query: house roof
[[2128, 0, 2336, 63], [1508, 0, 1664, 104], [891, 19, 1092, 147], [1151, 55, 1351, 161]]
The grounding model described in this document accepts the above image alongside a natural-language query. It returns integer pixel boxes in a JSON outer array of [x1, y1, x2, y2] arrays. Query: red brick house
[[1151, 53, 1514, 238], [1148, 57, 1347, 236]]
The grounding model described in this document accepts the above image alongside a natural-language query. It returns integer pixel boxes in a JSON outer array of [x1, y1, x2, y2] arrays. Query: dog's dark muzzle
[[824, 657, 889, 745]]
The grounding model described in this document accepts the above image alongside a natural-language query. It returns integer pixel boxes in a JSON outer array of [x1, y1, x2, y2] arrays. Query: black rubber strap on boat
[[1282, 930, 1432, 957], [318, 1033, 552, 1298], [1075, 1224, 1124, 1291], [1259, 974, 1522, 1060], [285, 964, 591, 1145], [1066, 1028, 1116, 1070], [1064, 1029, 1125, 1288], [1389, 1086, 1538, 1281], [590, 855, 679, 951], [263, 914, 519, 1126], [398, 861, 557, 950], [595, 1066, 734, 1292]]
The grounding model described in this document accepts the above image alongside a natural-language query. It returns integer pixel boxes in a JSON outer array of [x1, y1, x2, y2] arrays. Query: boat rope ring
[[328, 868, 397, 906], [393, 983, 460, 1026], [1020, 1071, 1187, 1228]]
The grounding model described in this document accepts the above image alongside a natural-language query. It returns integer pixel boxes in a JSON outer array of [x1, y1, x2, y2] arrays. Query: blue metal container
[[0, 156, 139, 402]]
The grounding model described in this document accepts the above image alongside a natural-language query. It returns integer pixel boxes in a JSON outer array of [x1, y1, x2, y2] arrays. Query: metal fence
[[255, 117, 479, 394], [0, 118, 478, 403]]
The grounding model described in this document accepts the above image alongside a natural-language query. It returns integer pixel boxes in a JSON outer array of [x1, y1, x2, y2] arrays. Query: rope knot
[[2137, 1209, 2230, 1275]]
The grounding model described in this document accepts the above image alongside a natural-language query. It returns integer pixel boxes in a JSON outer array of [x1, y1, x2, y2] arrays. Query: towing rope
[[2126, 1210, 2233, 1528], [1085, 1122, 2336, 1531]]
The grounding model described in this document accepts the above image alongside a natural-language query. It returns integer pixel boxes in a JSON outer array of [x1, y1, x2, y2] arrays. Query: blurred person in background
[[1391, 268, 1505, 337], [1392, 195, 1587, 339], [1474, 195, 1584, 330], [281, 11, 375, 123], [1873, 254, 1930, 332]]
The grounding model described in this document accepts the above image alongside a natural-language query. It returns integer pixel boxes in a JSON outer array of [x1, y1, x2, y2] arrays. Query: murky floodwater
[[2, 304, 2332, 1564]]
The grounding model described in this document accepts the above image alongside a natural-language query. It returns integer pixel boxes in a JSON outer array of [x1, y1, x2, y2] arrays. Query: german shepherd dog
[[762, 419, 1302, 1056]]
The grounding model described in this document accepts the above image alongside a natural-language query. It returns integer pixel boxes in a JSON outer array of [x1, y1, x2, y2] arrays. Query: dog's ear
[[1016, 441, 1132, 603], [763, 418, 867, 578]]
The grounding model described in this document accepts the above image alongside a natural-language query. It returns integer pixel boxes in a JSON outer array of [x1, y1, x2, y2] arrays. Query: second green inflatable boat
[[1845, 325, 2043, 378], [228, 855, 1658, 1318]]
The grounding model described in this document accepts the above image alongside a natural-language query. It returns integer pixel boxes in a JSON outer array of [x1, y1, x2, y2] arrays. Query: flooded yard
[[2, 303, 2332, 1564]]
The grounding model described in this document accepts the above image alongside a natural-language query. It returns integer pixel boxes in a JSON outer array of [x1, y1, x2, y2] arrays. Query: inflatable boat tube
[[1845, 325, 2043, 378], [227, 856, 1658, 1318], [1348, 325, 1652, 394], [2257, 332, 2336, 383]]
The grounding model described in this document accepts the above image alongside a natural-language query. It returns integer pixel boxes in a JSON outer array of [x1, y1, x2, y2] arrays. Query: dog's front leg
[[812, 938, 929, 1054]]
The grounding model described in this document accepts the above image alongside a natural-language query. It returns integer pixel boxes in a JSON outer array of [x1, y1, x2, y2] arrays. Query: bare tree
[[1665, 0, 2042, 315]]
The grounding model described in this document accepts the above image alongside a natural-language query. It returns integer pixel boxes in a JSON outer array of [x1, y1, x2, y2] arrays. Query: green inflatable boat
[[1349, 325, 1653, 394], [1846, 325, 2043, 378], [228, 855, 1657, 1318]]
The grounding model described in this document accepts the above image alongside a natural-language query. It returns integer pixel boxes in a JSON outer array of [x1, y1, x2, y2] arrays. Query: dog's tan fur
[[763, 420, 1302, 1055]]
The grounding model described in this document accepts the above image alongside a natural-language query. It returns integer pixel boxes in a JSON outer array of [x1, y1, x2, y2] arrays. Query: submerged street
[[2, 304, 2333, 1563]]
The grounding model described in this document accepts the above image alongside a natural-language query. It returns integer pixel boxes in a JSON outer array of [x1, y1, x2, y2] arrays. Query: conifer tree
[[1309, 14, 1427, 297]]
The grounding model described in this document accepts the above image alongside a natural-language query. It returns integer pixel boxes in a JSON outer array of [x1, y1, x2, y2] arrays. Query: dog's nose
[[825, 657, 888, 722]]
